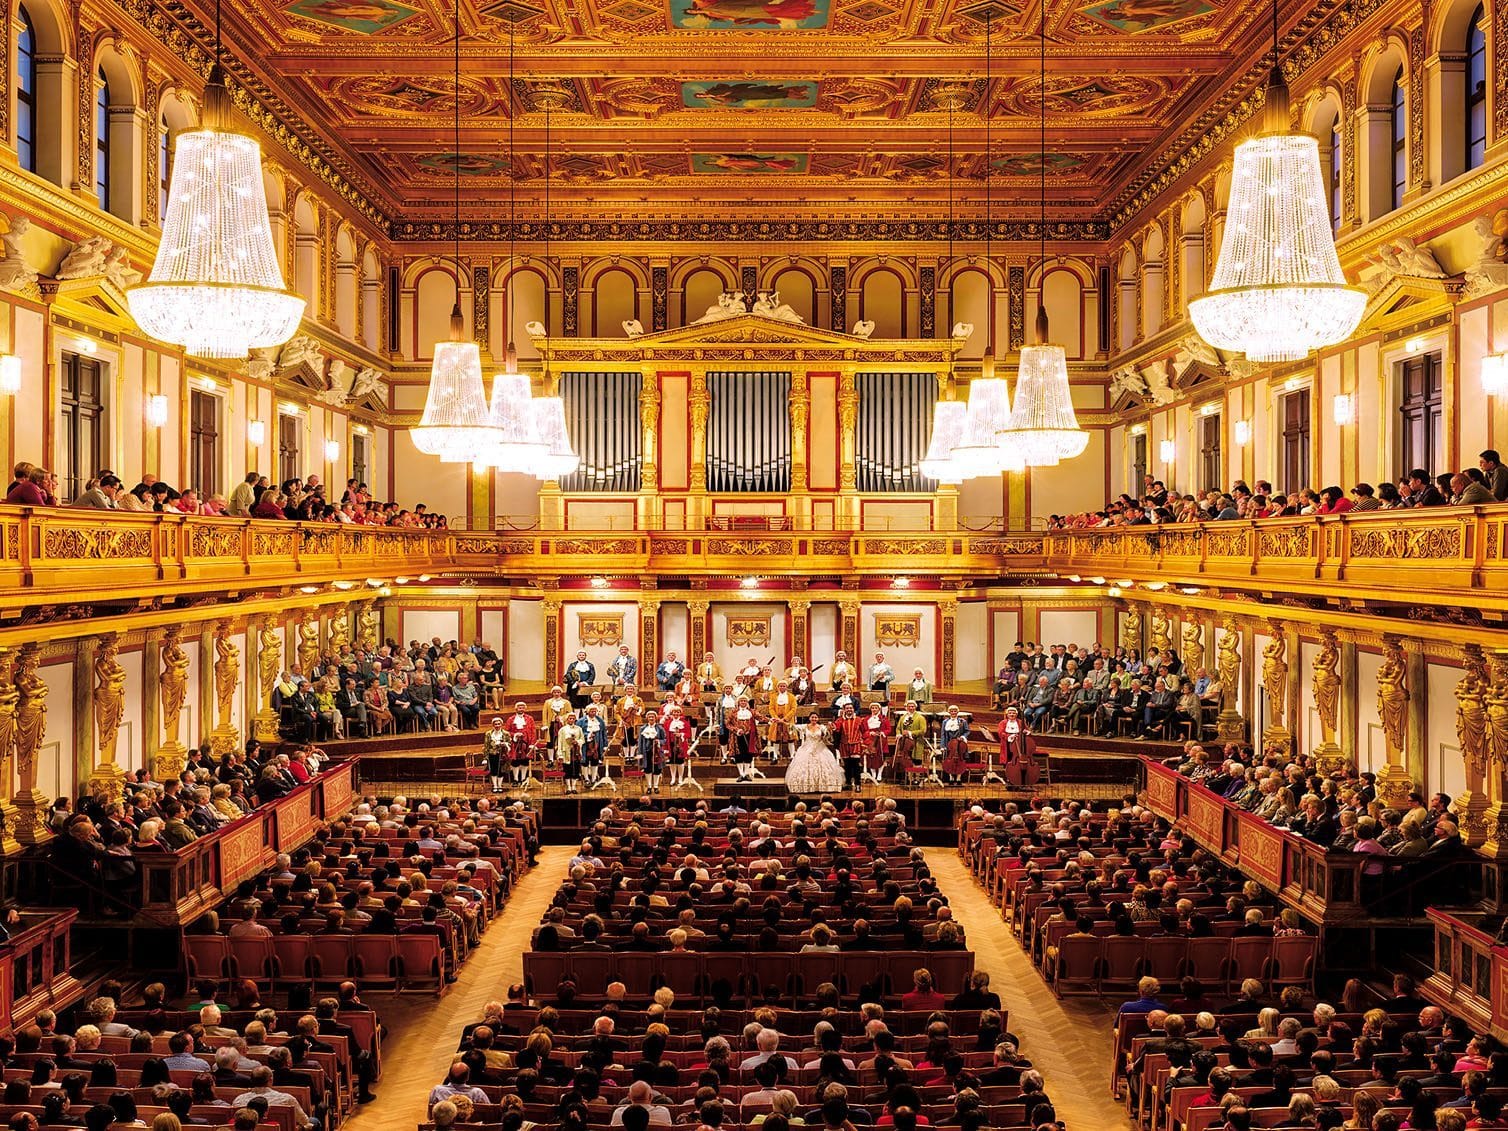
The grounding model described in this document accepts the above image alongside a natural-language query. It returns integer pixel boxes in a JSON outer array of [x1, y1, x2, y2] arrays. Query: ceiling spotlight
[[1090, 576, 1105, 585], [1066, 575, 1081, 582], [590, 577, 609, 588], [740, 577, 760, 589], [892, 577, 911, 589], [331, 580, 356, 591], [1108, 586, 1122, 597], [298, 585, 319, 594], [417, 575, 432, 582]]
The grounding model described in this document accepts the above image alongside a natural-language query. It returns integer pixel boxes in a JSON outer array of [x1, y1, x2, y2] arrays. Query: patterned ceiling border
[[390, 217, 1111, 242]]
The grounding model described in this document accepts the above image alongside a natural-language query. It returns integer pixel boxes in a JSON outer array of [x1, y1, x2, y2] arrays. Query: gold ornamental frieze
[[727, 616, 772, 649], [874, 614, 922, 648], [577, 613, 625, 648], [1349, 525, 1463, 560]]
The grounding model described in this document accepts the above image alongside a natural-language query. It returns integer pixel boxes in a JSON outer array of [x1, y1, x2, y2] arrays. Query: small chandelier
[[411, 0, 496, 462], [1188, 0, 1365, 362], [475, 371, 547, 472], [127, 27, 302, 357], [920, 398, 967, 483], [531, 387, 581, 481], [952, 350, 1025, 477]]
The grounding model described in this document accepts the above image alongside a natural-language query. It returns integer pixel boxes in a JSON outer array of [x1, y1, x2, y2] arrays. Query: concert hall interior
[[1, 0, 1508, 1130]]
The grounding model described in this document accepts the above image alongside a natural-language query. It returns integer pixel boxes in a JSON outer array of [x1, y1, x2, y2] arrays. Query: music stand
[[922, 735, 946, 788], [978, 723, 1006, 786], [586, 747, 619, 793]]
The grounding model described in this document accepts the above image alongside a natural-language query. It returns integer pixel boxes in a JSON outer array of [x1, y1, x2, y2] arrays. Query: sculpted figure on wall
[[297, 616, 321, 672], [258, 623, 283, 705], [1311, 631, 1340, 739], [1485, 655, 1508, 773], [357, 603, 380, 653], [93, 634, 127, 769], [1376, 637, 1409, 756], [328, 611, 350, 656], [1216, 615, 1241, 709], [1457, 646, 1490, 783], [14, 644, 47, 794], [160, 627, 189, 748], [0, 649, 18, 796], [1149, 607, 1171, 655], [1180, 619, 1203, 672], [214, 623, 240, 728], [1122, 606, 1142, 654], [1261, 627, 1288, 724]]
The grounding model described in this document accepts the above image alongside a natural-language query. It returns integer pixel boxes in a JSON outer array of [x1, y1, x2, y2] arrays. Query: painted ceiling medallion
[[691, 152, 809, 173], [670, 0, 830, 30], [1076, 0, 1216, 34], [284, 0, 419, 34], [681, 81, 818, 109]]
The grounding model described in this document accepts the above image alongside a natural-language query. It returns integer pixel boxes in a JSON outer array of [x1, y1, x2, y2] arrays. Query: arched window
[[1389, 66, 1406, 211], [1466, 4, 1487, 171], [16, 6, 36, 173], [94, 68, 110, 209], [1328, 117, 1342, 230], [158, 116, 170, 218]]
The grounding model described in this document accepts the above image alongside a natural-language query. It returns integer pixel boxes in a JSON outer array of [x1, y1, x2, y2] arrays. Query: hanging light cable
[[411, 0, 495, 462], [951, 10, 1022, 479], [530, 82, 580, 481], [920, 85, 966, 484], [478, 17, 547, 472], [1188, 0, 1364, 362], [126, 0, 303, 357], [996, 2, 1088, 467]]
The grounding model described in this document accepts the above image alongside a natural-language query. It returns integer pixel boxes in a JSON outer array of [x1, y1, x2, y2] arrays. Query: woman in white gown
[[786, 719, 845, 794]]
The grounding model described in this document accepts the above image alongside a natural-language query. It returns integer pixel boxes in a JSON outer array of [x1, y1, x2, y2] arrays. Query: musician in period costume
[[483, 716, 510, 792], [580, 704, 607, 788], [890, 700, 928, 779], [768, 679, 799, 760], [791, 668, 817, 707], [940, 705, 971, 784], [869, 653, 895, 693], [556, 712, 584, 793], [830, 651, 855, 691], [665, 704, 693, 789], [786, 657, 806, 681], [998, 706, 1039, 787], [542, 685, 571, 755], [739, 657, 762, 683], [655, 652, 686, 692], [754, 665, 778, 700], [730, 697, 761, 781], [832, 682, 860, 715], [906, 667, 933, 705], [863, 702, 891, 782], [565, 651, 596, 709], [715, 683, 739, 762], [607, 645, 638, 689], [696, 652, 722, 692], [615, 686, 644, 749], [638, 709, 665, 794], [673, 673, 696, 702], [507, 702, 537, 786], [833, 704, 866, 791]]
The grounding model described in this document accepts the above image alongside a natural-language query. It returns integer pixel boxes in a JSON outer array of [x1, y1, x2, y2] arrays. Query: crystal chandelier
[[531, 389, 581, 480], [475, 371, 547, 471], [953, 350, 1025, 476], [996, 6, 1087, 467], [411, 0, 496, 461], [921, 79, 969, 485], [126, 3, 302, 358], [1188, 0, 1365, 362]]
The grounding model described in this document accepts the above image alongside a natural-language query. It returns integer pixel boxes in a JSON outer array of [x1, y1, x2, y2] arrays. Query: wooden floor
[[343, 845, 1133, 1131]]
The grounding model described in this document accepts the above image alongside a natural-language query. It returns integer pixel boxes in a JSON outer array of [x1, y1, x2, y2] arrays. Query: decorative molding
[[576, 612, 623, 648], [473, 263, 490, 346], [726, 615, 771, 650], [875, 614, 922, 648], [919, 265, 935, 338], [1008, 266, 1025, 350], [651, 266, 668, 332], [390, 219, 1111, 244]]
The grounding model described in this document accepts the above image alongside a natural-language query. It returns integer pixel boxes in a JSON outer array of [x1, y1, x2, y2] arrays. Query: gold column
[[689, 369, 709, 492], [253, 616, 284, 743], [88, 632, 128, 803], [1482, 652, 1508, 857], [639, 597, 660, 670], [688, 600, 709, 668], [1310, 629, 1346, 775], [790, 371, 810, 526], [1455, 644, 1491, 848], [837, 368, 858, 527], [1215, 613, 1245, 743], [542, 597, 562, 689], [1260, 619, 1292, 752], [787, 599, 809, 669], [156, 625, 191, 781], [639, 369, 661, 528], [0, 648, 21, 854], [939, 598, 957, 691], [1374, 634, 1413, 808], [12, 643, 51, 844], [839, 600, 860, 660], [210, 620, 242, 757]]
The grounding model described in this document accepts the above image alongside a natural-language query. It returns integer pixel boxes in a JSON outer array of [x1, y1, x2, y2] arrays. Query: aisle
[[923, 849, 1134, 1131], [344, 844, 572, 1131]]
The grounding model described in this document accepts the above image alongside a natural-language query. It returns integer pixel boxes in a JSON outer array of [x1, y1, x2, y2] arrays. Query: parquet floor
[[343, 844, 1133, 1131]]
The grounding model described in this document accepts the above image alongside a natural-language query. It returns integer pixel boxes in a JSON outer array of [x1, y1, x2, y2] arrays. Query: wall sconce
[[1199, 402, 1219, 417], [1483, 353, 1508, 397], [1234, 420, 1252, 446], [1159, 439, 1176, 464], [589, 577, 608, 588], [324, 440, 340, 462], [352, 423, 370, 436], [196, 375, 219, 392], [740, 577, 760, 589], [0, 355, 21, 395], [71, 336, 98, 356], [278, 401, 300, 416], [146, 394, 169, 427], [1332, 393, 1354, 425], [1283, 375, 1304, 392], [1404, 336, 1426, 354], [1129, 423, 1147, 437], [247, 419, 266, 446], [892, 577, 911, 589]]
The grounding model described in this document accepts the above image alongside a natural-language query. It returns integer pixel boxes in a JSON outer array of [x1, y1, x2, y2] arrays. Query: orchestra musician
[[615, 686, 644, 749], [607, 645, 637, 689], [638, 709, 665, 794], [564, 651, 596, 709], [833, 703, 866, 791], [890, 700, 927, 780], [863, 702, 891, 782], [730, 697, 761, 781], [580, 704, 607, 788], [785, 656, 806, 681], [998, 705, 1039, 787], [715, 683, 739, 762], [541, 685, 571, 758], [673, 672, 696, 702], [940, 705, 971, 784], [482, 715, 510, 792], [832, 682, 860, 715], [791, 667, 816, 706], [696, 652, 722, 692], [738, 657, 762, 683], [869, 653, 894, 693], [905, 667, 933, 705], [556, 711, 584, 793], [655, 652, 686, 692], [767, 679, 798, 760], [754, 665, 777, 700], [830, 651, 855, 691], [665, 704, 693, 789], [507, 702, 537, 787]]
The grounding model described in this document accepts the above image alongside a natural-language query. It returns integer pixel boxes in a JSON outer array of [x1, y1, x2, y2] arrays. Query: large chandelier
[[996, 6, 1087, 467], [475, 372, 547, 471], [953, 350, 1025, 476], [411, 0, 496, 461], [919, 398, 967, 483], [1188, 0, 1365, 362], [127, 25, 302, 357]]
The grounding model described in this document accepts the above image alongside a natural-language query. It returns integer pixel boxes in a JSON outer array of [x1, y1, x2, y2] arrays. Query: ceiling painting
[[681, 81, 820, 108], [283, 0, 420, 34], [690, 152, 810, 173], [669, 0, 830, 30]]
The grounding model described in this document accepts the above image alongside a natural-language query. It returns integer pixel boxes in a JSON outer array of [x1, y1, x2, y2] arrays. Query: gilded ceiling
[[196, 0, 1335, 227]]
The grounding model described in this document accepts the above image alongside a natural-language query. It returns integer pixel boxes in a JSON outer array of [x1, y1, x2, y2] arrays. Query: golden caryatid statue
[[13, 643, 49, 842], [258, 623, 283, 704], [1260, 626, 1289, 743], [357, 602, 380, 653], [1457, 646, 1490, 783], [1215, 614, 1243, 741], [92, 634, 128, 779], [214, 623, 240, 728], [1377, 637, 1409, 756], [0, 648, 18, 850], [1486, 655, 1508, 773], [157, 625, 190, 780], [1181, 619, 1204, 672], [1149, 607, 1171, 655], [1122, 606, 1143, 654], [328, 611, 350, 656], [1312, 632, 1341, 737], [296, 616, 321, 672]]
